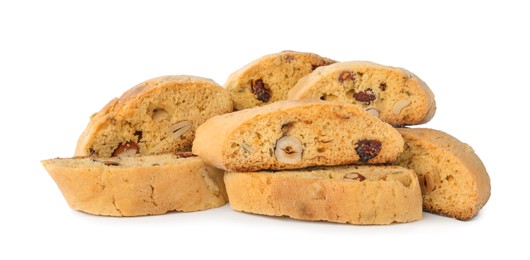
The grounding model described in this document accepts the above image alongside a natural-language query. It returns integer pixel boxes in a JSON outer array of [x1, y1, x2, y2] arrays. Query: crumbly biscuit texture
[[224, 51, 336, 110], [192, 100, 404, 171], [75, 75, 233, 157], [41, 154, 228, 216], [289, 61, 436, 126], [395, 128, 490, 220], [225, 165, 422, 225]]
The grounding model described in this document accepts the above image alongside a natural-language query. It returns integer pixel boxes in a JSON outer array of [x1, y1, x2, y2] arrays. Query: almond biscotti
[[75, 75, 233, 157], [225, 165, 422, 225], [41, 153, 227, 216], [224, 51, 336, 110], [288, 61, 436, 126], [395, 128, 491, 220], [192, 100, 404, 172]]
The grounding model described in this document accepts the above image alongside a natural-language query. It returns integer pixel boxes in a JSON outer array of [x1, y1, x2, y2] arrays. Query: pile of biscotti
[[42, 51, 490, 224]]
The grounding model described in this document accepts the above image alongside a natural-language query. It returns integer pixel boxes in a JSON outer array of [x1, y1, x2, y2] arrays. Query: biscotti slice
[[75, 75, 233, 157], [288, 61, 436, 126], [224, 51, 336, 110], [225, 165, 422, 225], [395, 128, 491, 220], [192, 100, 404, 171], [41, 153, 227, 216]]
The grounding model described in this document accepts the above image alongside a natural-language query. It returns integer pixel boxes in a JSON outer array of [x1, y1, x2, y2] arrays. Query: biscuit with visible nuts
[[224, 165, 422, 225], [192, 100, 404, 171], [224, 51, 336, 110], [41, 154, 228, 216], [288, 61, 436, 126], [75, 75, 233, 157], [394, 128, 491, 220]]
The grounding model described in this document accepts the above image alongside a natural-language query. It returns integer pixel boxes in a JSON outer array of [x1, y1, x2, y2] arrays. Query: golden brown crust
[[192, 100, 404, 171], [224, 165, 422, 225], [288, 61, 436, 126], [75, 75, 233, 157], [224, 51, 336, 110], [41, 154, 227, 216], [395, 128, 491, 220]]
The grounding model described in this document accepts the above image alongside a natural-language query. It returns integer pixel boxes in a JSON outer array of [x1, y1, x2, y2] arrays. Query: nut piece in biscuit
[[168, 120, 192, 139], [112, 141, 139, 157], [418, 171, 441, 195], [92, 158, 121, 166], [274, 136, 303, 164], [365, 107, 380, 118], [392, 99, 411, 114], [152, 108, 170, 121]]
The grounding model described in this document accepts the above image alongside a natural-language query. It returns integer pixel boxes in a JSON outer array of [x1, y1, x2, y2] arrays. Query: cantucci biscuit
[[289, 61, 436, 126], [192, 100, 404, 171], [224, 51, 335, 110], [395, 128, 491, 220], [224, 165, 422, 225], [75, 75, 233, 157], [41, 153, 227, 216]]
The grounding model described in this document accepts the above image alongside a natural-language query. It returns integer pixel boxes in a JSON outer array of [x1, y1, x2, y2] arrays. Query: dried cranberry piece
[[343, 172, 366, 181], [175, 152, 197, 158], [338, 71, 355, 83], [251, 79, 271, 102], [353, 89, 376, 103], [284, 55, 295, 63], [379, 83, 387, 91], [311, 60, 334, 71], [355, 140, 382, 162], [134, 131, 143, 142]]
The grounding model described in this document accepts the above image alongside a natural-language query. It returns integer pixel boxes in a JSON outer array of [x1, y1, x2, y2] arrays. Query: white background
[[1, 0, 528, 259]]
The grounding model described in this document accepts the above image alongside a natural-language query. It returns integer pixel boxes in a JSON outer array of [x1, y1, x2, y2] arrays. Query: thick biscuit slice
[[192, 100, 404, 171], [395, 128, 491, 220], [288, 61, 436, 126], [224, 165, 422, 225], [41, 153, 227, 217], [224, 51, 335, 110], [75, 75, 233, 157]]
